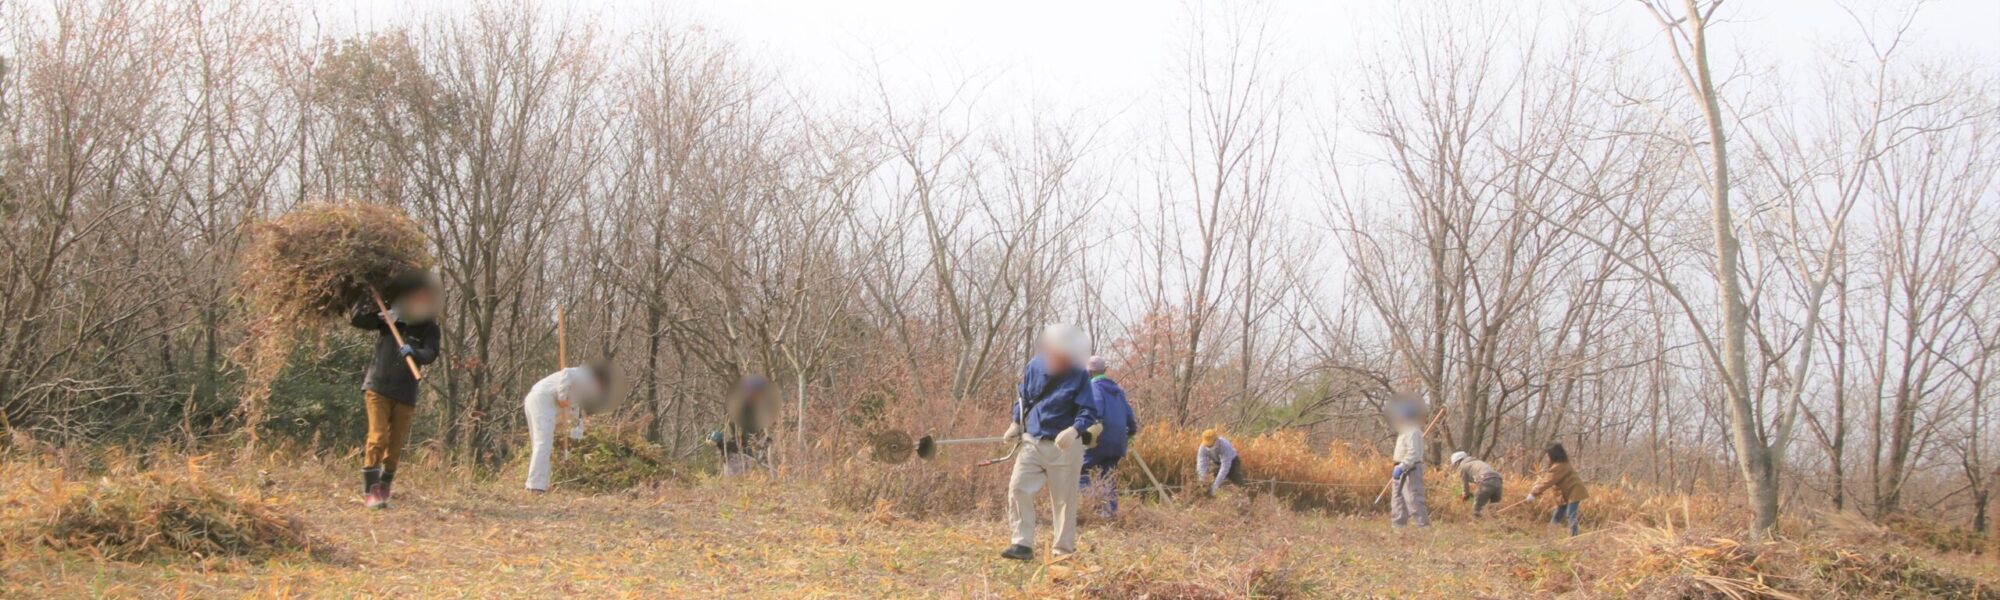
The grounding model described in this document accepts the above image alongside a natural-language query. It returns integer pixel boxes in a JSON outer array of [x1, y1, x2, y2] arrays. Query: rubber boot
[[363, 466, 387, 509], [380, 470, 396, 508]]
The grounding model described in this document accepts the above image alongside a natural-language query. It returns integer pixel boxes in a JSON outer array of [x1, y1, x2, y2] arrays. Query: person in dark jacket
[[1080, 356, 1138, 518], [348, 275, 443, 509], [999, 324, 1100, 562]]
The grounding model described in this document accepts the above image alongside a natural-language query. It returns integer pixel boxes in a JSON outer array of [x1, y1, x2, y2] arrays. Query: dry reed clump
[[29, 469, 329, 563], [1127, 424, 1396, 513], [550, 431, 689, 493], [234, 201, 434, 439], [822, 460, 991, 520]]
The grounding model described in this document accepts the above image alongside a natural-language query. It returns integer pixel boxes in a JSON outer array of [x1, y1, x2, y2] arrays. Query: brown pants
[[363, 390, 416, 471]]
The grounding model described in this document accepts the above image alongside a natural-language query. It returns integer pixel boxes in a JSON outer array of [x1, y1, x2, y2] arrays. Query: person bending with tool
[[523, 362, 613, 493], [1450, 451, 1503, 518], [1080, 356, 1137, 518], [999, 325, 1100, 562], [349, 273, 442, 510], [1387, 401, 1431, 529], [713, 376, 777, 477], [1195, 429, 1247, 495]]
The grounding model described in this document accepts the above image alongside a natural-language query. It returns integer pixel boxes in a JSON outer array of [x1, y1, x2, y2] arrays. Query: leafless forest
[[2, 0, 1995, 540]]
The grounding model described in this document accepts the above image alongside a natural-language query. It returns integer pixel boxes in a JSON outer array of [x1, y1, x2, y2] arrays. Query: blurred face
[[395, 286, 440, 322], [1042, 346, 1075, 372]]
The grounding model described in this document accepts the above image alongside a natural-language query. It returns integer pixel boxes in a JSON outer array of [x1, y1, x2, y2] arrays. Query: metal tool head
[[916, 435, 938, 460], [865, 429, 916, 464]]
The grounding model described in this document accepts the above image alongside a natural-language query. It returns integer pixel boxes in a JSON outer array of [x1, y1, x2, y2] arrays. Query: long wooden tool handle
[[1128, 448, 1175, 509], [371, 288, 424, 381]]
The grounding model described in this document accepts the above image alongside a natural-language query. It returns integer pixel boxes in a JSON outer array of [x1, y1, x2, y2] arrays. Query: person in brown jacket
[[1524, 443, 1588, 536]]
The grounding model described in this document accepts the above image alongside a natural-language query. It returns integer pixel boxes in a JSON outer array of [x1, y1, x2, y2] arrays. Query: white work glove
[[1003, 422, 1023, 441], [1054, 427, 1080, 450], [1524, 494, 1537, 503]]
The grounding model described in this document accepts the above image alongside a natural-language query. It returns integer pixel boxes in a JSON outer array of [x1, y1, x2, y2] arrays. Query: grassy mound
[[34, 472, 327, 563], [552, 431, 688, 493]]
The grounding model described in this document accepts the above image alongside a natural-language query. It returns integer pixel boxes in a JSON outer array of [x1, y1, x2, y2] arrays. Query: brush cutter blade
[[865, 430, 915, 464]]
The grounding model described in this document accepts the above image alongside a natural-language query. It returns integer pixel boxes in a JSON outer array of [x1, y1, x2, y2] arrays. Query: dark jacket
[[1085, 375, 1137, 462], [350, 301, 441, 405], [1013, 356, 1099, 440]]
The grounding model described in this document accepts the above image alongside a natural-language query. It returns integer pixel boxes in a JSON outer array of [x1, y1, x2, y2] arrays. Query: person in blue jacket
[[999, 324, 1100, 562], [1080, 355, 1137, 518]]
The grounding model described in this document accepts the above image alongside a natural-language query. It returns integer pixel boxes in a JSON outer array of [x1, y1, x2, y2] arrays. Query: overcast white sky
[[318, 0, 2000, 112], [308, 0, 2000, 324]]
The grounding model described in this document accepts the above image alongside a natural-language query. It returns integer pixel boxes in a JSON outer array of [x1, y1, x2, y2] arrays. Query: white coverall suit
[[524, 367, 600, 491]]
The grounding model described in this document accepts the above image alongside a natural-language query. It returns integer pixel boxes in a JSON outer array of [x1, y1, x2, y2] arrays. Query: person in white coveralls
[[523, 362, 613, 492]]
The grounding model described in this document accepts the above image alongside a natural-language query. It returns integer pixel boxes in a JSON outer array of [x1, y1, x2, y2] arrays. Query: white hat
[[1450, 451, 1469, 466]]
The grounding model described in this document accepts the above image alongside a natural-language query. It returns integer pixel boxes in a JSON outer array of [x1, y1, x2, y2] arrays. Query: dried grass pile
[[33, 471, 328, 563], [234, 201, 434, 441], [1598, 522, 1999, 599], [553, 431, 689, 493]]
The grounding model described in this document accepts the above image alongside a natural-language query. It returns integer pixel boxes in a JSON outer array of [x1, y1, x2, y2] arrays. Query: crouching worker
[[1450, 451, 1503, 518], [1525, 442, 1589, 536], [1196, 429, 1247, 496], [713, 377, 777, 477], [999, 325, 1100, 562], [349, 275, 443, 510], [523, 362, 613, 493]]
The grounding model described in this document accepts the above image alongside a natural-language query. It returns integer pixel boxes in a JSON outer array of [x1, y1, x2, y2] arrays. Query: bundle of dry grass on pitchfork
[[234, 201, 434, 446]]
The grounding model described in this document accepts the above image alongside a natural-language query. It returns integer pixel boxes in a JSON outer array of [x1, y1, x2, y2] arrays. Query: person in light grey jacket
[[1195, 429, 1248, 495], [1388, 402, 1430, 528]]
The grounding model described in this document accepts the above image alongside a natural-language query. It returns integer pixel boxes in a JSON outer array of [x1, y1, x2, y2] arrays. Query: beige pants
[[1007, 435, 1084, 554]]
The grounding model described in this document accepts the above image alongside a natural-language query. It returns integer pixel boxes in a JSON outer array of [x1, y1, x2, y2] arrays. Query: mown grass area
[[1, 444, 1994, 598]]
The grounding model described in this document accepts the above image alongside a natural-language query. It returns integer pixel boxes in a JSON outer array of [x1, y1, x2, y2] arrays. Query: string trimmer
[[864, 429, 1015, 464]]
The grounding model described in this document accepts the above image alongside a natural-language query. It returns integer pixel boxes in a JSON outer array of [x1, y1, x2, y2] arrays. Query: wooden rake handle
[[371, 288, 424, 381]]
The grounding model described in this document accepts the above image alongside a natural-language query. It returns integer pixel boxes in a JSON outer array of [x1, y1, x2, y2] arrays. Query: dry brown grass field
[[2, 437, 1995, 599]]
